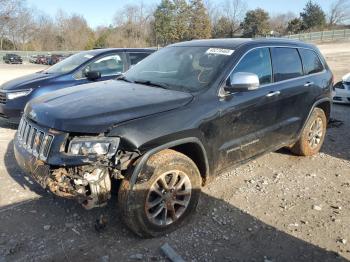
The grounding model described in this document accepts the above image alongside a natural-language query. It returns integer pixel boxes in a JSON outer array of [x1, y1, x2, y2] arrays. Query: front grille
[[17, 117, 54, 160], [0, 92, 6, 104]]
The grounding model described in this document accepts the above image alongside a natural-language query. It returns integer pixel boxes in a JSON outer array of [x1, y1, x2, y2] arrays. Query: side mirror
[[85, 71, 101, 81], [224, 72, 260, 93]]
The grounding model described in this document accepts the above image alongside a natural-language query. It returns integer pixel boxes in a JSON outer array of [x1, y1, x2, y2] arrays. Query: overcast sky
[[27, 0, 333, 28]]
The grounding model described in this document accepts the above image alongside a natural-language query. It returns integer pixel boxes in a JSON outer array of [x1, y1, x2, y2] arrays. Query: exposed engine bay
[[45, 150, 138, 209]]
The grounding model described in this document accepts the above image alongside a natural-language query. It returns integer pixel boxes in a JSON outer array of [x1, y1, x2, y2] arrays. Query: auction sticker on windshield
[[206, 48, 234, 56]]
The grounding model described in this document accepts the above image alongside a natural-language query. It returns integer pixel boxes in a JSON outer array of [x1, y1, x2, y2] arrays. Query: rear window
[[129, 52, 151, 65], [299, 49, 324, 75], [271, 47, 303, 82]]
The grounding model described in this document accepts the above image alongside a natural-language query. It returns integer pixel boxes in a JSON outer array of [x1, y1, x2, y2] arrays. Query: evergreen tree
[[188, 0, 211, 39], [241, 8, 270, 37], [154, 0, 177, 45], [300, 1, 326, 30], [173, 0, 190, 41], [287, 18, 303, 34]]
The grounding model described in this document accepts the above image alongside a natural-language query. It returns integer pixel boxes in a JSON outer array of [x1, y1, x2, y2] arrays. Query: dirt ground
[[0, 42, 349, 262]]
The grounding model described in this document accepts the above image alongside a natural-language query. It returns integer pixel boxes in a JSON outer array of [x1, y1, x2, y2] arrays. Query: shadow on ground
[[0, 187, 346, 261], [321, 104, 350, 161], [4, 140, 46, 196], [2, 141, 347, 261]]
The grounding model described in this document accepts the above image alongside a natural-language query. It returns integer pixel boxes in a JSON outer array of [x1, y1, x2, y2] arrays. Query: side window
[[83, 53, 124, 77], [129, 52, 151, 66], [298, 49, 324, 75], [271, 48, 303, 82], [231, 48, 272, 85]]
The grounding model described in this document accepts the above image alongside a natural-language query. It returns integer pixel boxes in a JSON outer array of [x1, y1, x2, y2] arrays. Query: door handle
[[304, 81, 314, 87], [266, 91, 281, 97]]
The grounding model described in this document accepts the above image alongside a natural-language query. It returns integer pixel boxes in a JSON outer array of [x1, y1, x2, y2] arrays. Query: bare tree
[[211, 0, 246, 38], [328, 0, 350, 26], [16, 7, 36, 50], [110, 2, 153, 47], [55, 10, 94, 50], [269, 12, 296, 35], [0, 0, 24, 49], [223, 0, 247, 34], [31, 13, 59, 51], [204, 0, 221, 25]]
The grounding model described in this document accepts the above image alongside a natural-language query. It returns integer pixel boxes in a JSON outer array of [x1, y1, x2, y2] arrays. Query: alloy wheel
[[145, 170, 192, 226]]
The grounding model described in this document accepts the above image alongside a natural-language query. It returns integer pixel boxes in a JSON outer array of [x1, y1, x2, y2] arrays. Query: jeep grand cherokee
[[14, 38, 333, 237]]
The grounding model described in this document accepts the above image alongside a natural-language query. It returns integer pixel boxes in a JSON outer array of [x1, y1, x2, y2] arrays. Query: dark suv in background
[[14, 39, 332, 237], [3, 53, 23, 64], [0, 48, 155, 123]]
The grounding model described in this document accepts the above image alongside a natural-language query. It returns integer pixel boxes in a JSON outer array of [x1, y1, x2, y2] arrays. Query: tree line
[[0, 0, 349, 51]]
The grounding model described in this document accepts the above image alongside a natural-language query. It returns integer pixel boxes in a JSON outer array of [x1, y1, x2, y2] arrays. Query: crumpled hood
[[1, 72, 56, 91], [25, 80, 193, 133]]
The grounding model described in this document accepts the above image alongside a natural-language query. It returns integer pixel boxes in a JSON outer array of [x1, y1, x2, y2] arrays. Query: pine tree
[[173, 0, 190, 41], [154, 0, 177, 45], [300, 1, 326, 30], [188, 0, 211, 39], [287, 18, 303, 34], [241, 8, 270, 37]]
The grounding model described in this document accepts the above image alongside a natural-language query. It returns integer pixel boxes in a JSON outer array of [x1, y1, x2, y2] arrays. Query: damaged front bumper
[[14, 117, 136, 209]]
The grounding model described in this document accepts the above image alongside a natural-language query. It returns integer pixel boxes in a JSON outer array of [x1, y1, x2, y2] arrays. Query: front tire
[[118, 149, 201, 238], [291, 107, 327, 156]]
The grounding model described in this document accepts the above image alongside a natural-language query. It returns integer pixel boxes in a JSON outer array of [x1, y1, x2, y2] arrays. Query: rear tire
[[118, 149, 201, 238], [291, 108, 327, 156]]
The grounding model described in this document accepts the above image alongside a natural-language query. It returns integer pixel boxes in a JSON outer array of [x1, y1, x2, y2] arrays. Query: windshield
[[44, 52, 96, 74], [123, 46, 234, 92]]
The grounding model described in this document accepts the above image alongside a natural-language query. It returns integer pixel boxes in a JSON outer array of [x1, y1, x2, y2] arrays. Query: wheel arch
[[298, 97, 331, 138], [129, 137, 209, 189], [315, 99, 331, 121]]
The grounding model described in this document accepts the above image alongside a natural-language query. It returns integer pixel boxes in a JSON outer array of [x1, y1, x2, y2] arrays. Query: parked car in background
[[29, 55, 38, 63], [3, 53, 23, 64], [333, 73, 350, 104], [35, 55, 47, 64], [42, 54, 65, 65], [0, 48, 155, 123], [48, 54, 64, 65], [13, 39, 332, 237]]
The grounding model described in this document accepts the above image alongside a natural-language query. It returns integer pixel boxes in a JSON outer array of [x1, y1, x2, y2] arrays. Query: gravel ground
[[0, 43, 349, 262]]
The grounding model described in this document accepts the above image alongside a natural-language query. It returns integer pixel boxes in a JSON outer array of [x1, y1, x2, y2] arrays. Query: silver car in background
[[333, 73, 350, 104]]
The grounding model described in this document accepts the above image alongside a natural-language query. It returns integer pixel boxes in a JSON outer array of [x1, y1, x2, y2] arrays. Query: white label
[[206, 48, 234, 56], [84, 54, 94, 59]]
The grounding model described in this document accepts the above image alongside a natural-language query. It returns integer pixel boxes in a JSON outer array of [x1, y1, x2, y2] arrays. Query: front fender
[[128, 137, 209, 190]]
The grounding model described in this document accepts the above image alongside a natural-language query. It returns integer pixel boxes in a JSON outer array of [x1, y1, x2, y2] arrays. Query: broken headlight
[[68, 137, 120, 157]]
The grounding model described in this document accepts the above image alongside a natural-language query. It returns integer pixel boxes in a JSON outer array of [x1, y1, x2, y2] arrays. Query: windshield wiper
[[134, 80, 170, 90], [117, 75, 134, 83]]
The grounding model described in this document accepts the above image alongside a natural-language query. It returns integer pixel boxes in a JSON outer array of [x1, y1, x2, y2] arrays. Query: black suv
[[3, 53, 23, 64], [14, 39, 333, 237]]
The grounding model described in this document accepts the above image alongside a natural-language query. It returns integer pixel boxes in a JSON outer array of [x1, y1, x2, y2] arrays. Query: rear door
[[269, 47, 317, 145]]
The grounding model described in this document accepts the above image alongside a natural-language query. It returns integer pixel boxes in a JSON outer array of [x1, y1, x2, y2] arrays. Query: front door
[[214, 47, 284, 171]]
